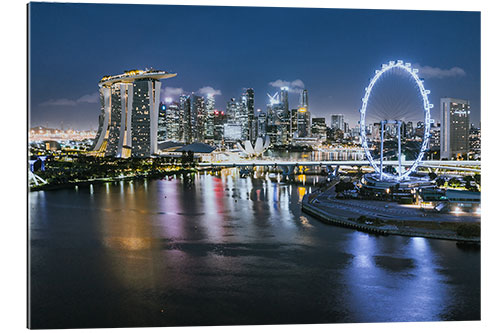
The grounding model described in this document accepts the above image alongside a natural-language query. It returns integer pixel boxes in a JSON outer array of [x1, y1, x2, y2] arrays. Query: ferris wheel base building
[[91, 69, 177, 158]]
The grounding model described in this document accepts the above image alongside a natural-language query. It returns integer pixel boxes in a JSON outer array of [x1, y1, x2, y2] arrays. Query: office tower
[[311, 118, 327, 139], [440, 98, 470, 159], [405, 121, 414, 138], [226, 98, 240, 123], [190, 93, 206, 143], [331, 114, 345, 131], [429, 123, 441, 153], [213, 110, 226, 144], [256, 109, 267, 138], [280, 87, 289, 114], [239, 94, 250, 141], [204, 95, 216, 143], [469, 125, 481, 158], [297, 107, 310, 137], [179, 94, 191, 143], [242, 88, 255, 141], [158, 102, 168, 142], [400, 121, 407, 139], [165, 102, 182, 142], [300, 89, 308, 108], [223, 123, 242, 144], [371, 123, 381, 141], [274, 103, 289, 145], [225, 97, 243, 141], [290, 109, 298, 136], [92, 69, 177, 157]]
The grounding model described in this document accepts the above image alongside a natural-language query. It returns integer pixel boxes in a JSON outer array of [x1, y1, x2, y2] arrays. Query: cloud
[[268, 79, 305, 93], [39, 92, 99, 107], [162, 86, 185, 99], [39, 98, 77, 107], [197, 86, 222, 97], [76, 92, 99, 103], [414, 64, 466, 79]]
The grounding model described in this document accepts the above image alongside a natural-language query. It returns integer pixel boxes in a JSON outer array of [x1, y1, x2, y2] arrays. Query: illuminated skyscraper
[[297, 107, 310, 137], [213, 109, 226, 144], [158, 102, 168, 142], [92, 69, 177, 157], [297, 89, 310, 137], [204, 94, 216, 143], [280, 87, 289, 114], [300, 89, 308, 108], [242, 88, 255, 141], [331, 114, 345, 131], [190, 93, 206, 142], [165, 102, 182, 142], [179, 94, 191, 143], [440, 98, 470, 159], [257, 109, 267, 138], [311, 117, 327, 139]]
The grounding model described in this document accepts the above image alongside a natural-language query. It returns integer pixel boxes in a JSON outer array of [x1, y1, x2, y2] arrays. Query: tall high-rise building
[[213, 109, 226, 144], [300, 89, 308, 108], [179, 94, 191, 143], [204, 94, 216, 143], [331, 114, 345, 131], [405, 121, 414, 138], [165, 102, 182, 142], [242, 88, 255, 141], [297, 107, 310, 137], [226, 98, 241, 123], [429, 122, 441, 154], [290, 109, 298, 136], [238, 93, 250, 141], [280, 87, 289, 114], [256, 109, 267, 138], [190, 93, 206, 143], [158, 102, 168, 142], [440, 98, 470, 159], [311, 118, 327, 139], [92, 69, 177, 157]]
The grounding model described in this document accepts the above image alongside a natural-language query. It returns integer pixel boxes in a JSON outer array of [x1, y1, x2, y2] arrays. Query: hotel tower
[[92, 69, 177, 158]]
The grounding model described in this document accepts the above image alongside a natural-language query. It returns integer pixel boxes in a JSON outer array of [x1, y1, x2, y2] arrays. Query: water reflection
[[343, 233, 453, 322], [29, 173, 480, 328]]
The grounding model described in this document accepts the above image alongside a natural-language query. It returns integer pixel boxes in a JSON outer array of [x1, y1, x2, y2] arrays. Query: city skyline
[[29, 3, 480, 130]]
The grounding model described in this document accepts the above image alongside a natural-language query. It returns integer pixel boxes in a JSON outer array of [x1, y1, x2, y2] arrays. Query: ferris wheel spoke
[[359, 61, 432, 181]]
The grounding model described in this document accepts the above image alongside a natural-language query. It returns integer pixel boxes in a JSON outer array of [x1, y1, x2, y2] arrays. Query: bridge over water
[[198, 160, 481, 173]]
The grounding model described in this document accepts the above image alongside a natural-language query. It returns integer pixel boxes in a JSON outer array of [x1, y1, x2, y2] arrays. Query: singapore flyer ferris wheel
[[359, 60, 433, 181]]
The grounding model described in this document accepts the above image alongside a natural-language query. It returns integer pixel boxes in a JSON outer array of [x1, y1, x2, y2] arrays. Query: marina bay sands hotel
[[92, 69, 177, 158]]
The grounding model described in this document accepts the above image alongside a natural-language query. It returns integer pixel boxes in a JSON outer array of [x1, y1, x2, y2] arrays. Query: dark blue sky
[[29, 2, 480, 130]]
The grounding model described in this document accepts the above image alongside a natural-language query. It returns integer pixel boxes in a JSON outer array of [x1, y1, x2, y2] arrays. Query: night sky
[[29, 2, 480, 130]]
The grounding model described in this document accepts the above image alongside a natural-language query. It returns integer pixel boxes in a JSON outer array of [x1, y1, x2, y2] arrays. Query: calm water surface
[[29, 170, 480, 328]]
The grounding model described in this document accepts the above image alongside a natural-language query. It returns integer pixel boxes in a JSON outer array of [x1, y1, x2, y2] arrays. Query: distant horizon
[[29, 3, 480, 131]]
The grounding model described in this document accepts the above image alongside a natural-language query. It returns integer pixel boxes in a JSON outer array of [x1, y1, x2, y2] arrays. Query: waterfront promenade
[[302, 186, 480, 242]]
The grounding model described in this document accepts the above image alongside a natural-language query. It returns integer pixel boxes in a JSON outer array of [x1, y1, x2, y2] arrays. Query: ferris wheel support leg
[[379, 121, 385, 180], [398, 121, 402, 178]]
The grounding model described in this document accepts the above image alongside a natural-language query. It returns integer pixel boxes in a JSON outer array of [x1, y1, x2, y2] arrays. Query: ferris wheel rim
[[359, 60, 432, 181]]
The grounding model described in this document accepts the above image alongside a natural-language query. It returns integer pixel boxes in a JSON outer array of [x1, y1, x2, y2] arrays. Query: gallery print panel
[[28, 1, 480, 329]]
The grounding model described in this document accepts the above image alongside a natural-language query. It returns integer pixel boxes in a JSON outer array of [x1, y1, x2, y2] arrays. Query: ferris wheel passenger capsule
[[405, 63, 411, 67], [397, 60, 403, 64]]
